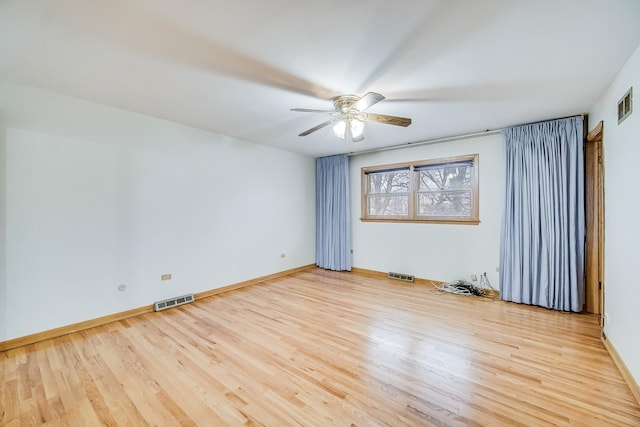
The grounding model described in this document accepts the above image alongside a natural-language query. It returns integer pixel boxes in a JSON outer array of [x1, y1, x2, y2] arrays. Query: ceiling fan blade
[[298, 118, 340, 137], [360, 112, 412, 127], [291, 108, 338, 114], [351, 92, 385, 112]]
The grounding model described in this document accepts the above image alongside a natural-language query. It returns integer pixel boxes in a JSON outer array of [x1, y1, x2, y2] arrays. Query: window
[[361, 154, 479, 224]]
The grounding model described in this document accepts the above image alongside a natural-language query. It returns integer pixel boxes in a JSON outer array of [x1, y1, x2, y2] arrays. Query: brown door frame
[[584, 121, 604, 327]]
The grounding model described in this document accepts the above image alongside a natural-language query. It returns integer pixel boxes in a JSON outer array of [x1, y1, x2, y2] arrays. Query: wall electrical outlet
[[470, 274, 478, 282], [118, 284, 127, 291], [161, 274, 172, 281], [280, 253, 286, 259]]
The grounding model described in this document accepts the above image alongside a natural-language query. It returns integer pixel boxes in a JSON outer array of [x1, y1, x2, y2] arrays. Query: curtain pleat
[[316, 155, 351, 271], [500, 117, 585, 312]]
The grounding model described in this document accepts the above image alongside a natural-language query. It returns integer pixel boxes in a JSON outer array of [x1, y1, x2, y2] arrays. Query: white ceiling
[[1, 0, 640, 157]]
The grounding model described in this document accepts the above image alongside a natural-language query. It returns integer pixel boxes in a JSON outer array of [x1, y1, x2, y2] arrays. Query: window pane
[[367, 194, 409, 216], [367, 170, 410, 194], [417, 190, 472, 217], [419, 165, 472, 191]]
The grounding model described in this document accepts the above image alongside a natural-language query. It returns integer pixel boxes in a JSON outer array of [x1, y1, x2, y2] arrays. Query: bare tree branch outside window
[[367, 170, 409, 216]]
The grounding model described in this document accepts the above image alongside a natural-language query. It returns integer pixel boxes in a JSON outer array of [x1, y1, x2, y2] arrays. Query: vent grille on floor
[[388, 272, 415, 283], [154, 293, 195, 312]]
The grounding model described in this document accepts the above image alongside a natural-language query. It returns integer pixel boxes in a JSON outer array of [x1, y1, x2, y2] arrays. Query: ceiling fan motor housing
[[333, 95, 360, 113]]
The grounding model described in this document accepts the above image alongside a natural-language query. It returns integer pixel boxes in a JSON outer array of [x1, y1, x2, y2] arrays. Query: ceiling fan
[[291, 92, 412, 142]]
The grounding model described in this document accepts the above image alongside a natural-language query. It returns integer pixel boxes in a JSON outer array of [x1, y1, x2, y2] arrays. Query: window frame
[[360, 154, 479, 224]]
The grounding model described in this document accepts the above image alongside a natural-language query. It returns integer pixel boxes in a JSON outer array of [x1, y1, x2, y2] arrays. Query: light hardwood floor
[[2, 268, 639, 426]]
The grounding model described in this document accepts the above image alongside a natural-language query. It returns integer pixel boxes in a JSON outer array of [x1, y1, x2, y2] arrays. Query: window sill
[[360, 218, 480, 225]]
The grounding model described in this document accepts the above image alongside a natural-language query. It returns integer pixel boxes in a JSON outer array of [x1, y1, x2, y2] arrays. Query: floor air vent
[[154, 293, 195, 312], [388, 272, 415, 283]]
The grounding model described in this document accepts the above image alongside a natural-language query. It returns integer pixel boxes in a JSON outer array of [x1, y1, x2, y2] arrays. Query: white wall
[[589, 43, 640, 384], [349, 133, 504, 288], [0, 83, 316, 341]]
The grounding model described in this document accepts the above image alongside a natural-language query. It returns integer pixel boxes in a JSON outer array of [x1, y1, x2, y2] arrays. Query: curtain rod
[[347, 113, 586, 157], [347, 129, 499, 156]]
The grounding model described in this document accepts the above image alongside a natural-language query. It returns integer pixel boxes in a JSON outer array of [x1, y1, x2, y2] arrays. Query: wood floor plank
[[2, 268, 640, 426]]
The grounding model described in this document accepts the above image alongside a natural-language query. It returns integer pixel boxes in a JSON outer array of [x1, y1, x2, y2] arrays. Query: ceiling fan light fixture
[[351, 119, 364, 138], [333, 119, 364, 139], [333, 120, 346, 138]]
